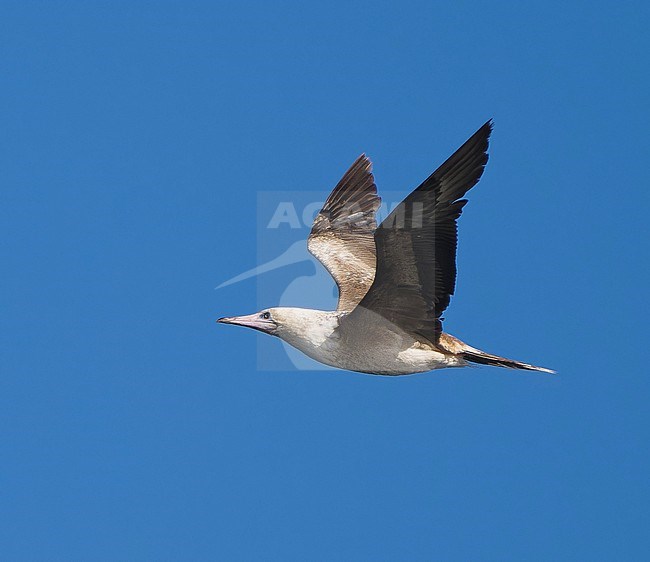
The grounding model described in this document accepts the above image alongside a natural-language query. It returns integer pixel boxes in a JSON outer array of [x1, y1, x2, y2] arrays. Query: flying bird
[[218, 121, 554, 375]]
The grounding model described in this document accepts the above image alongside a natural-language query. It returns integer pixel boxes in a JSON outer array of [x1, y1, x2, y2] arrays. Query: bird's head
[[217, 307, 337, 347], [217, 308, 280, 336]]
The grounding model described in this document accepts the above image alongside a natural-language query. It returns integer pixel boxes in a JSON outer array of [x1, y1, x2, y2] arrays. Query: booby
[[218, 121, 554, 375]]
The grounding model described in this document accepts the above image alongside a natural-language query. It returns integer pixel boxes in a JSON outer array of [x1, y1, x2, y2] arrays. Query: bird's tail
[[462, 347, 555, 374]]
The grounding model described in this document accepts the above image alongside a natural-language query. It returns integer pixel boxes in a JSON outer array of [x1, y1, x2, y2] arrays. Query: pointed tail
[[462, 348, 555, 374]]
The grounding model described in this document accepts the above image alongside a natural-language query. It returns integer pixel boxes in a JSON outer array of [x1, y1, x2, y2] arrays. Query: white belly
[[274, 311, 467, 376], [294, 338, 467, 376]]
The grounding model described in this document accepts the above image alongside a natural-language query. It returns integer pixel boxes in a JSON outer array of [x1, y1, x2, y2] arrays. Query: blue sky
[[1, 1, 649, 560]]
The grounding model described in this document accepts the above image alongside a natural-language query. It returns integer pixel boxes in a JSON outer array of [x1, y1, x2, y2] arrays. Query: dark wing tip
[[464, 118, 493, 157], [477, 118, 493, 148], [415, 119, 494, 204], [476, 118, 494, 139], [351, 153, 373, 174], [466, 118, 493, 155], [310, 152, 381, 235]]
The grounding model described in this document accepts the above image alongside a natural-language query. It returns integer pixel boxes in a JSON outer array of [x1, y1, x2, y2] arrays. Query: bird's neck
[[275, 308, 340, 351]]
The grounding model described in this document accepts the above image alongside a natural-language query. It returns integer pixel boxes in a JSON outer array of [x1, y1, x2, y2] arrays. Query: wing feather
[[308, 155, 381, 311], [339, 121, 493, 343]]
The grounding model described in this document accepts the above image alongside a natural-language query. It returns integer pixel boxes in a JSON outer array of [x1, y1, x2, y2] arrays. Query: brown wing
[[308, 154, 381, 312], [339, 120, 493, 343]]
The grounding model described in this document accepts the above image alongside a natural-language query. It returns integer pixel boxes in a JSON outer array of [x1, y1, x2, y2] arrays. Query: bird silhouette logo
[[216, 222, 338, 370]]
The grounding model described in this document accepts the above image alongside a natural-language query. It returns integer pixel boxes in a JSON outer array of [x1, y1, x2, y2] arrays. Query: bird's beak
[[217, 313, 275, 333]]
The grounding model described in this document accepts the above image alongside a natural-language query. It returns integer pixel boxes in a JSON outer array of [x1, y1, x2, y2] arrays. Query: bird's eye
[[261, 312, 271, 320]]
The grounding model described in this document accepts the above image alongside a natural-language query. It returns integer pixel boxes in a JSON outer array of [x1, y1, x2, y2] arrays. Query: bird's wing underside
[[308, 154, 381, 312], [338, 121, 493, 344]]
